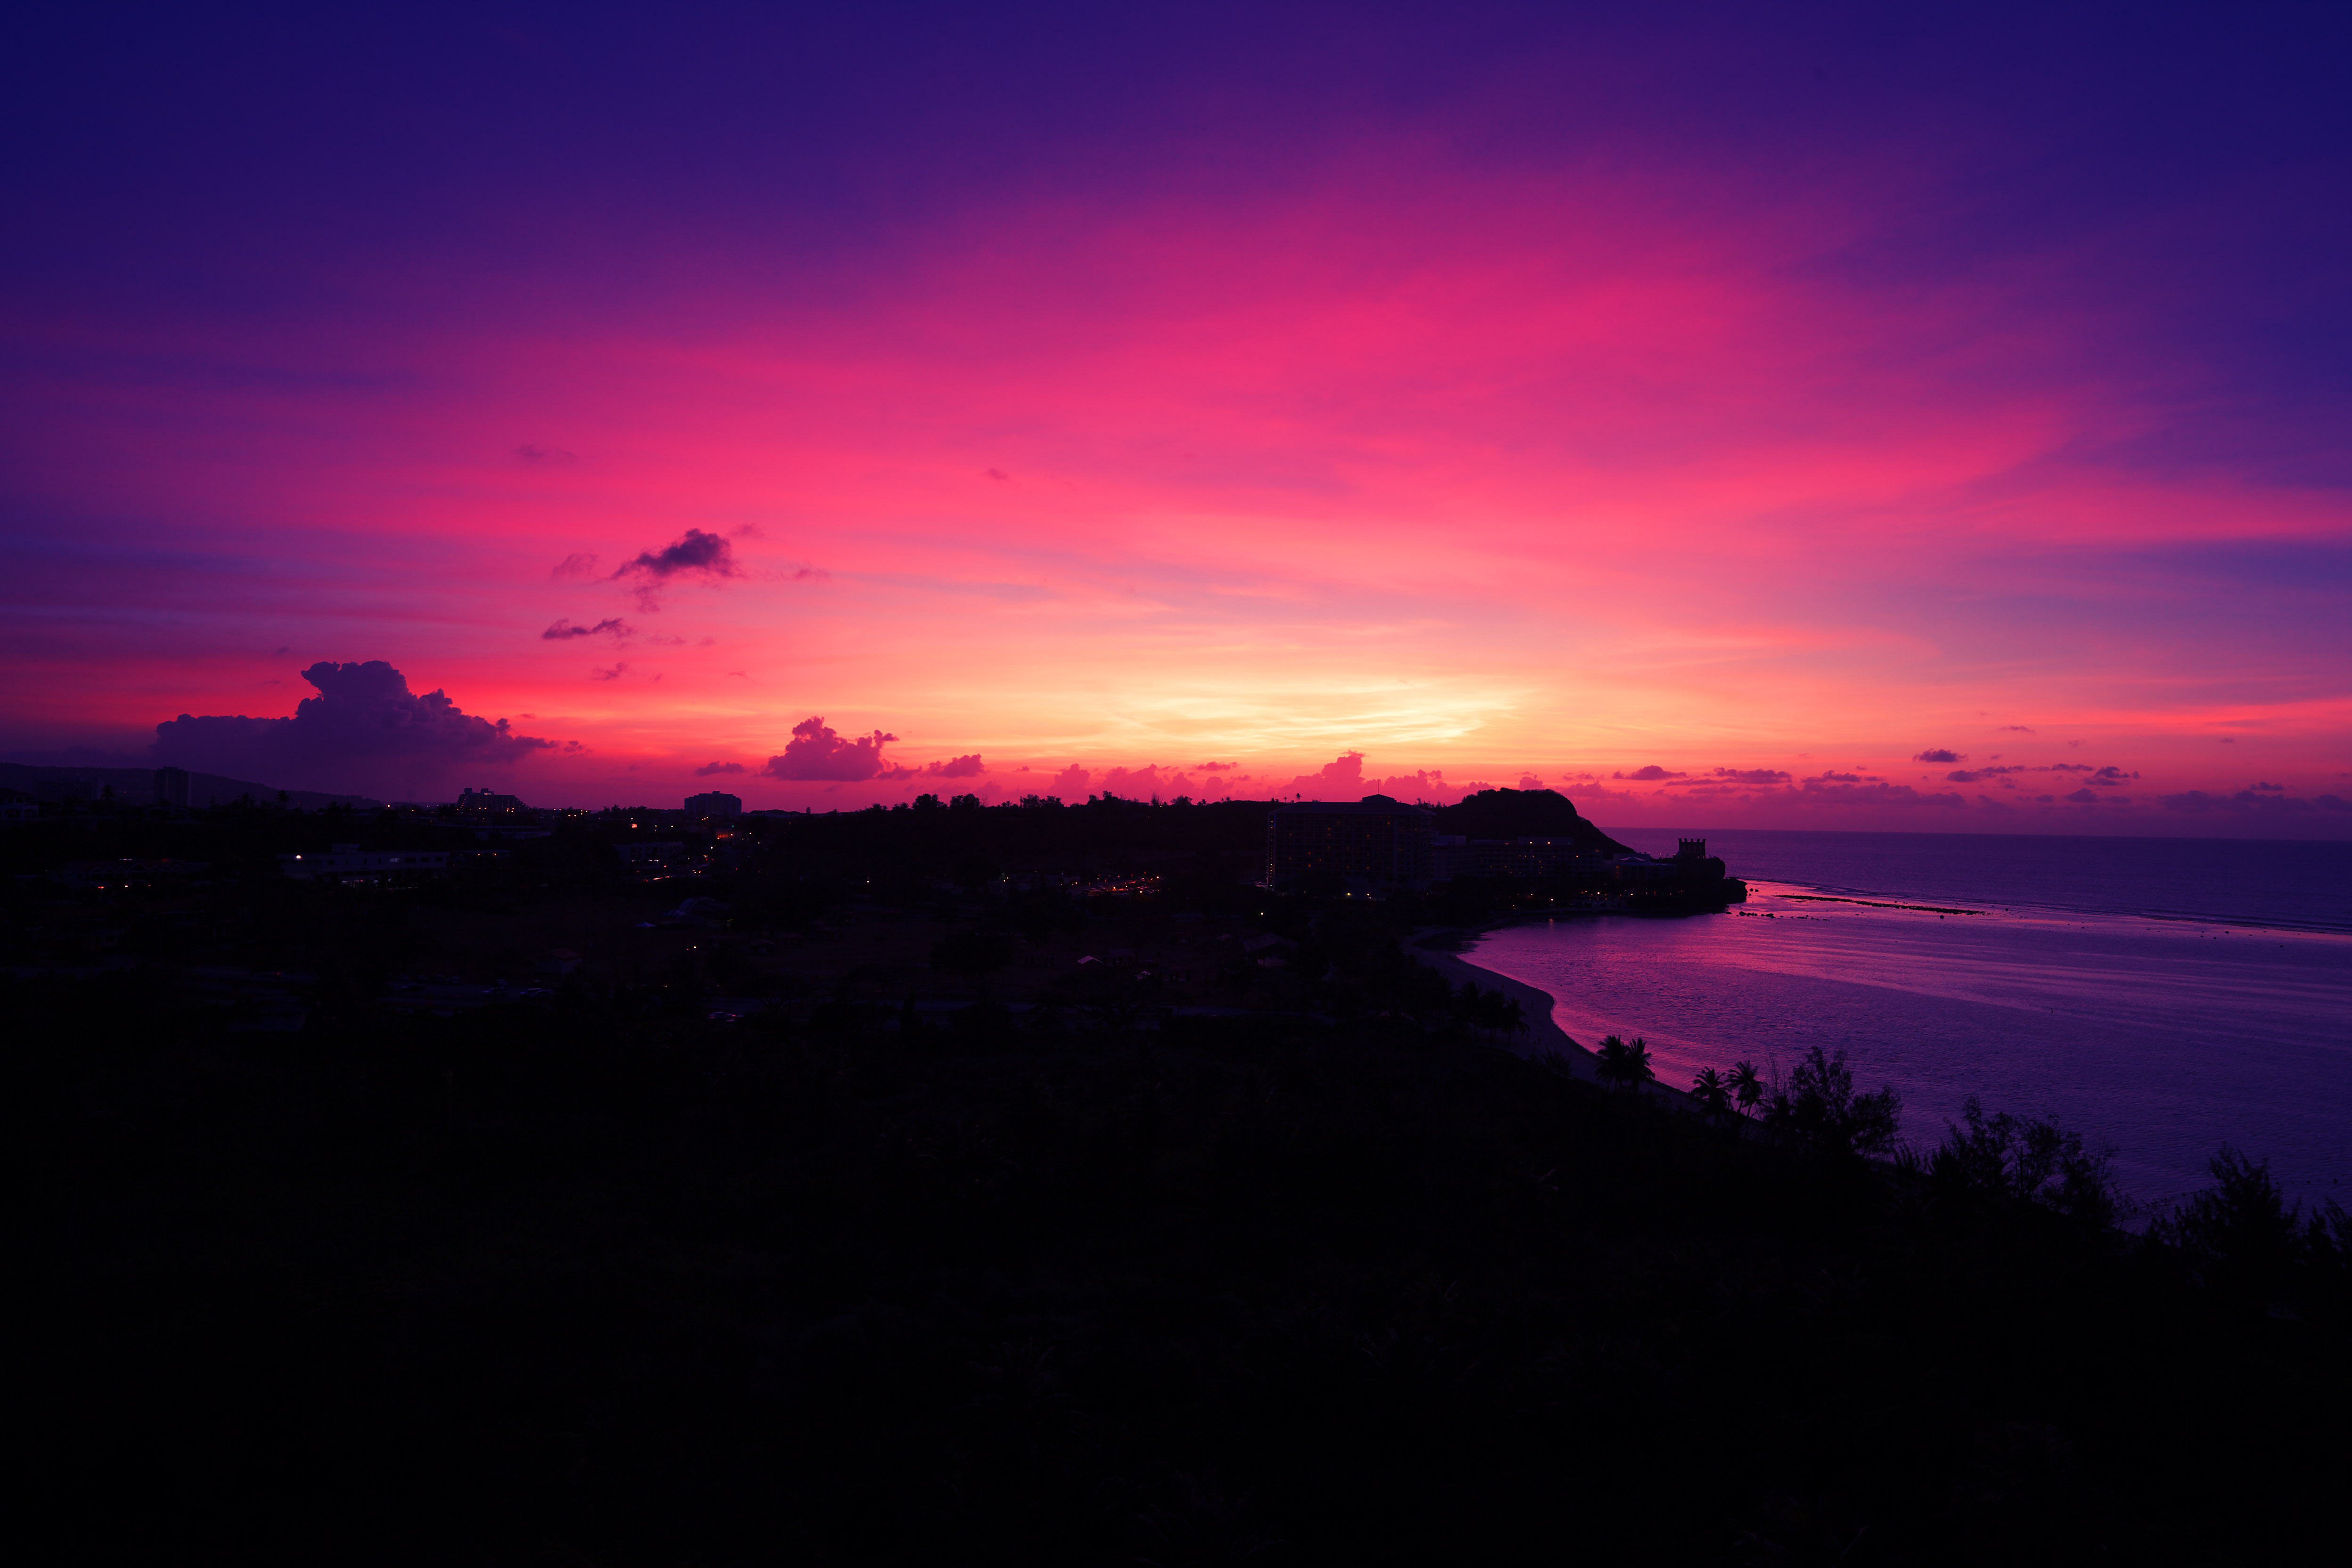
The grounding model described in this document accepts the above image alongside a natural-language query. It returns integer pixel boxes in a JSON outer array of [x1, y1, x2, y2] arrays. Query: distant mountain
[[1434, 788, 1633, 856], [0, 762, 380, 812]]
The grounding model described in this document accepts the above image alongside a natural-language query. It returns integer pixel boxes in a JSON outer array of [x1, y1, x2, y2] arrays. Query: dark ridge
[[1433, 786, 1633, 854], [0, 762, 380, 811]]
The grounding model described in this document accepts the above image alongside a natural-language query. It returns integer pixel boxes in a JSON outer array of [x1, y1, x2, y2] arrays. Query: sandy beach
[[1414, 926, 1710, 1113], [1412, 927, 1598, 1082]]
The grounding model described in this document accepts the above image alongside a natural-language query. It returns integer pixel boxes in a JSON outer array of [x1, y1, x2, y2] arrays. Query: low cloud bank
[[1286, 751, 1454, 801], [2162, 789, 2350, 816], [151, 661, 550, 794]]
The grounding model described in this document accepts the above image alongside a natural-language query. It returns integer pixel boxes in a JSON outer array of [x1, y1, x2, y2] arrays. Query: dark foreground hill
[[13, 975, 2342, 1564], [1434, 786, 1634, 855], [0, 760, 378, 811]]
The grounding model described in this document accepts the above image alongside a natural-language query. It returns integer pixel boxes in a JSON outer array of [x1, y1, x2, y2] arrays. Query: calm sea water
[[1465, 830, 2352, 1209]]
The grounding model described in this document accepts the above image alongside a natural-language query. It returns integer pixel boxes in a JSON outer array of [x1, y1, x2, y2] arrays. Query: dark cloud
[[1196, 760, 1236, 772], [2160, 789, 2351, 816], [1912, 749, 1964, 764], [551, 552, 601, 580], [1519, 773, 1545, 790], [1711, 767, 1792, 784], [2001, 725, 2036, 733], [694, 761, 747, 776], [928, 753, 984, 779], [589, 662, 628, 681], [2062, 788, 2099, 803], [1806, 770, 1862, 784], [1798, 777, 1965, 808], [2091, 766, 2139, 784], [614, 528, 737, 582], [2251, 780, 2286, 792], [1614, 765, 1686, 781], [542, 617, 632, 640], [150, 660, 551, 793], [761, 717, 898, 781]]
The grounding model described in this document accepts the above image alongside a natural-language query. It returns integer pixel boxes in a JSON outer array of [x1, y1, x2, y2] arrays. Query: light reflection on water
[[1470, 885, 2352, 1208]]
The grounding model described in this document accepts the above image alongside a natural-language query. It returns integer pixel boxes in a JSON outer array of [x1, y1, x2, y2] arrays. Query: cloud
[[1614, 765, 1686, 781], [1290, 751, 1368, 796], [1196, 760, 1236, 772], [1102, 764, 1190, 797], [1519, 774, 1545, 790], [1285, 751, 1454, 801], [927, 753, 984, 778], [694, 761, 747, 776], [2251, 780, 2286, 792], [150, 660, 552, 792], [615, 528, 737, 581], [2091, 766, 2139, 784], [1051, 764, 1091, 794], [1711, 767, 1792, 784], [2160, 789, 2350, 816], [1912, 749, 1964, 764], [2001, 725, 2036, 733], [761, 716, 898, 781], [1797, 777, 1965, 808], [542, 617, 632, 640], [551, 552, 601, 580], [2062, 788, 2099, 803], [611, 528, 740, 606], [589, 662, 628, 681], [1805, 770, 1862, 784]]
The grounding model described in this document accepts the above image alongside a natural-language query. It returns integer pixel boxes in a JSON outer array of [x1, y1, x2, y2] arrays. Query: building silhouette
[[685, 790, 743, 820], [1267, 795, 1434, 890]]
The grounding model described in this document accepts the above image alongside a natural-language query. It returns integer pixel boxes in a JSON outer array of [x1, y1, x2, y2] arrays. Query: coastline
[[1412, 922, 1721, 1116]]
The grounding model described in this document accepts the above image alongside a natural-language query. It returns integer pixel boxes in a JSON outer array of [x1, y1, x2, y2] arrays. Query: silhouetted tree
[[1763, 1045, 1900, 1158], [2148, 1147, 2309, 1308], [1925, 1095, 2122, 1230], [1593, 1035, 1653, 1091], [1727, 1059, 1765, 1117], [1691, 1067, 1733, 1120]]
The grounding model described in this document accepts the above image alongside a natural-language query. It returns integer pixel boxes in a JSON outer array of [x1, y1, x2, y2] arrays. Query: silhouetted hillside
[[1433, 786, 1632, 853], [0, 761, 379, 811]]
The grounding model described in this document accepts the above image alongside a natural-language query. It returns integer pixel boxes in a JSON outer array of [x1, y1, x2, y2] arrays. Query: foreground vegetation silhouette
[[15, 965, 2346, 1564], [6, 795, 2344, 1561]]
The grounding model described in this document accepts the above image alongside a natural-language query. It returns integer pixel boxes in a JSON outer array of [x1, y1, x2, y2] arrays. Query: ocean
[[1462, 830, 2352, 1210]]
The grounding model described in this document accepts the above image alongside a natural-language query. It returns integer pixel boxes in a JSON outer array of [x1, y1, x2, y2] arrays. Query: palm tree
[[1727, 1059, 1765, 1118], [1595, 1035, 1655, 1091], [1625, 1036, 1655, 1086], [1691, 1067, 1733, 1119]]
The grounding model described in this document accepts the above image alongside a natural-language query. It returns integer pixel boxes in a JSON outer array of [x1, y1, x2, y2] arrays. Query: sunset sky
[[5, 3, 2347, 833]]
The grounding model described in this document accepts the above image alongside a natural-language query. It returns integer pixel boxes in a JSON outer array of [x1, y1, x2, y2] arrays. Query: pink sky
[[4, 21, 2347, 835]]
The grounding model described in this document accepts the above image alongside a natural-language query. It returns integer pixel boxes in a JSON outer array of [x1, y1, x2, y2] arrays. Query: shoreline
[[1412, 922, 1731, 1117]]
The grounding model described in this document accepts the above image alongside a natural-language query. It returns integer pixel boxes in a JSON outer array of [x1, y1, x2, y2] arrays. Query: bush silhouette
[[1764, 1045, 1900, 1158]]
